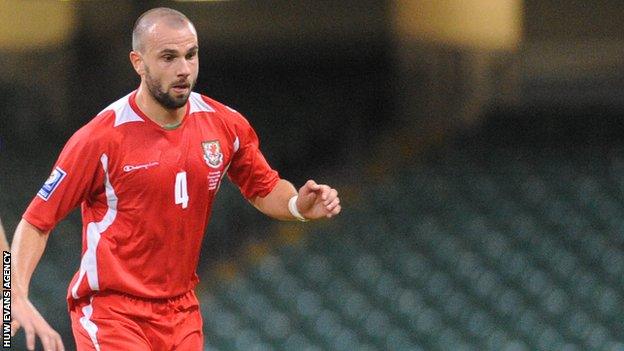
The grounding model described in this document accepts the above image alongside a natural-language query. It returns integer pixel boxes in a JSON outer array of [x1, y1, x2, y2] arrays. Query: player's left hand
[[296, 180, 341, 219], [11, 294, 65, 351]]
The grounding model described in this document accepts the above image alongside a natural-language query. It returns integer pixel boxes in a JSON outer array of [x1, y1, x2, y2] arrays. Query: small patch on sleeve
[[37, 167, 67, 201]]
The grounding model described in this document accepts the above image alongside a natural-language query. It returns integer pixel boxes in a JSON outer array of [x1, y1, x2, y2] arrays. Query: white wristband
[[288, 195, 309, 222]]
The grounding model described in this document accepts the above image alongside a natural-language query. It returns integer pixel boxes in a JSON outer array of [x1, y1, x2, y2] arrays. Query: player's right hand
[[12, 294, 65, 351]]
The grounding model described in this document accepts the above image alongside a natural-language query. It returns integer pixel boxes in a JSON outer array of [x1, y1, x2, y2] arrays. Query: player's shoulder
[[92, 92, 143, 129], [191, 92, 248, 125]]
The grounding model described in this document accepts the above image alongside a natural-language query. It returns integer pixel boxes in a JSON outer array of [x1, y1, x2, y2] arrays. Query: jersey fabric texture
[[23, 90, 280, 301]]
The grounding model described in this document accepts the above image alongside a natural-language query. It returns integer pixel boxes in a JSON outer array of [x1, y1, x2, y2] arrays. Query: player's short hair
[[132, 7, 194, 52]]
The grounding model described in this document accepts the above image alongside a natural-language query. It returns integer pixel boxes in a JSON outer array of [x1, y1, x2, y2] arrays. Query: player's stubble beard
[[144, 65, 195, 110]]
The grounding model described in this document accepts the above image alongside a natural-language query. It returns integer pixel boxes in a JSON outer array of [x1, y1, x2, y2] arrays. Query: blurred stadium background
[[1, 0, 624, 350]]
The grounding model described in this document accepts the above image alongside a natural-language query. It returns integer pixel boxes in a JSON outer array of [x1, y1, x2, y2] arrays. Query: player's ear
[[129, 51, 145, 75]]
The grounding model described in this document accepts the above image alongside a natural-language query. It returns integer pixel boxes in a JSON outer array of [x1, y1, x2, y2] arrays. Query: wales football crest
[[202, 140, 223, 168]]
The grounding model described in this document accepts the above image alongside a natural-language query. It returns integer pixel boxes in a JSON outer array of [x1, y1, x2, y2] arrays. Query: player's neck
[[135, 85, 186, 127]]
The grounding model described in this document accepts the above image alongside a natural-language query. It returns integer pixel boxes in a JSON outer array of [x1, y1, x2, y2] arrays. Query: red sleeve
[[227, 114, 280, 200], [23, 127, 104, 232]]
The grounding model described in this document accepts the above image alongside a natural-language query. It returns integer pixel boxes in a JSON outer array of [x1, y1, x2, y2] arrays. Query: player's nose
[[176, 58, 192, 78]]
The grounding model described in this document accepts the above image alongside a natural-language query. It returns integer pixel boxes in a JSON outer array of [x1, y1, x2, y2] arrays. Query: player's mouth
[[171, 82, 190, 94]]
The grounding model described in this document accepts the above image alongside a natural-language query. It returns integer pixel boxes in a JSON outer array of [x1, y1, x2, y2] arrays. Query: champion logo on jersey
[[37, 166, 67, 201], [202, 140, 223, 168], [123, 161, 160, 172]]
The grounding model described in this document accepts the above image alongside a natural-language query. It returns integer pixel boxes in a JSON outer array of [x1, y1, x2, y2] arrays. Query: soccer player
[[11, 7, 341, 351]]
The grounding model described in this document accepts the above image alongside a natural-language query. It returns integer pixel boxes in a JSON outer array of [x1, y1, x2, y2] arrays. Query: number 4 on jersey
[[175, 171, 189, 209]]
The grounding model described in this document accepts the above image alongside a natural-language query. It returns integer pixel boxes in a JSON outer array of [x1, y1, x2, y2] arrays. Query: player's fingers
[[41, 334, 53, 351], [299, 180, 320, 199], [322, 188, 337, 204], [328, 204, 341, 217], [24, 325, 35, 350], [10, 320, 20, 336], [326, 197, 340, 211], [304, 180, 319, 191], [56, 335, 66, 351], [49, 331, 64, 351], [317, 185, 332, 201]]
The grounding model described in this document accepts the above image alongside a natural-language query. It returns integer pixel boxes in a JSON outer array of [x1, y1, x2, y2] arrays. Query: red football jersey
[[23, 91, 280, 299]]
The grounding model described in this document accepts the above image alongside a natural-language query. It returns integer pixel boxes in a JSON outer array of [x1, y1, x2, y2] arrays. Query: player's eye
[[163, 55, 175, 62], [186, 51, 197, 60]]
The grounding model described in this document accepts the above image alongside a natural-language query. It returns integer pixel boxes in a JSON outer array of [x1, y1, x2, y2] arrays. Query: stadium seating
[[200, 147, 624, 351], [3, 146, 624, 350]]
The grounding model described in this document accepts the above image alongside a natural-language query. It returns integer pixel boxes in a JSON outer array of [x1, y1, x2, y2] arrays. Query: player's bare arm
[[251, 179, 341, 221], [11, 219, 65, 351]]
